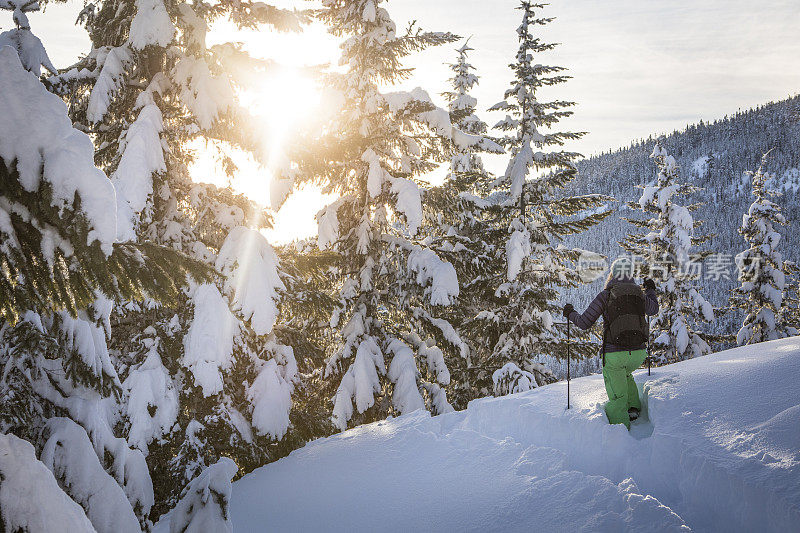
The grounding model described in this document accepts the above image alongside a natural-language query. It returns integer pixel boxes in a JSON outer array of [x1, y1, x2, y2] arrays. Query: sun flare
[[248, 68, 322, 153], [187, 20, 340, 244]]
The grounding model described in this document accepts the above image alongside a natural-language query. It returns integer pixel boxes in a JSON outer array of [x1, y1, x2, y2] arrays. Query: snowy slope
[[565, 96, 800, 343], [162, 338, 800, 532]]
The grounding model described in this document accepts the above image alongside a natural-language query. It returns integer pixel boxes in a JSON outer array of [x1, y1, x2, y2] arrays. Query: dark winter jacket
[[567, 276, 658, 353]]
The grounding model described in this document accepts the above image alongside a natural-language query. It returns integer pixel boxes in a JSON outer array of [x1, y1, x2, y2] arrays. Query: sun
[[189, 18, 341, 244], [245, 67, 322, 155]]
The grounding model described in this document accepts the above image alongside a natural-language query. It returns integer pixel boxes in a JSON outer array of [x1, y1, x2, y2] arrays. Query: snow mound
[[219, 337, 800, 532]]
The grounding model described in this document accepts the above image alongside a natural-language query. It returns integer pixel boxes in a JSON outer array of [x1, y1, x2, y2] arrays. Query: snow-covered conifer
[[0, 41, 204, 530], [459, 1, 609, 390], [622, 140, 714, 364], [422, 41, 515, 406], [37, 0, 326, 516], [731, 154, 795, 344], [286, 0, 499, 430]]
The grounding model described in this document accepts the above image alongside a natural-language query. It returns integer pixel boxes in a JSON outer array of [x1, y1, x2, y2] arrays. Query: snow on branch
[[56, 305, 122, 391], [506, 220, 531, 281], [0, 48, 118, 254], [182, 283, 238, 397], [316, 196, 350, 251], [0, 432, 95, 533], [41, 418, 141, 533], [113, 80, 167, 242], [170, 458, 237, 533], [386, 338, 424, 415], [247, 351, 296, 440], [0, 26, 56, 75], [234, 2, 310, 32], [129, 0, 175, 50], [122, 339, 179, 454], [331, 337, 385, 431], [217, 226, 285, 336], [411, 306, 470, 360], [382, 87, 503, 151], [87, 46, 132, 124], [390, 177, 423, 235], [362, 147, 391, 198], [172, 56, 234, 130], [492, 362, 536, 396], [407, 247, 459, 306]]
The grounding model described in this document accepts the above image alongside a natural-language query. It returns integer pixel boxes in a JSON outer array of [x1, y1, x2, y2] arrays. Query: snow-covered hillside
[[566, 96, 800, 342], [205, 338, 800, 532]]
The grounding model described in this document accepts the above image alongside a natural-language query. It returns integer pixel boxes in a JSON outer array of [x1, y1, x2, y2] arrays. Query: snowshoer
[[563, 259, 658, 429]]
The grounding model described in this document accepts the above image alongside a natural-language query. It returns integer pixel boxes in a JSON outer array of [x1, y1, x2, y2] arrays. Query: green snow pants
[[603, 349, 648, 429]]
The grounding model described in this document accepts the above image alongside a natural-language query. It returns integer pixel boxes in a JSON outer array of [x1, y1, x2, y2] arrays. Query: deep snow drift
[[166, 338, 800, 532]]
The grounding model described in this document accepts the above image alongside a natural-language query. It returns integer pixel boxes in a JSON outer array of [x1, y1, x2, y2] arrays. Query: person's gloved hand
[[563, 303, 575, 319], [643, 278, 656, 291]]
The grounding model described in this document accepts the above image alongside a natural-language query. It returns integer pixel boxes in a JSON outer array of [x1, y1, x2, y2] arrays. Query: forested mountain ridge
[[565, 94, 800, 344]]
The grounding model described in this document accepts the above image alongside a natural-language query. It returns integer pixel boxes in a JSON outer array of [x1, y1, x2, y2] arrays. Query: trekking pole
[[566, 319, 571, 409], [646, 318, 651, 376]]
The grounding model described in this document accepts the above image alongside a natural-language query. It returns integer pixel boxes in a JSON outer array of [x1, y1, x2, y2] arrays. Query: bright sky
[[19, 0, 800, 242]]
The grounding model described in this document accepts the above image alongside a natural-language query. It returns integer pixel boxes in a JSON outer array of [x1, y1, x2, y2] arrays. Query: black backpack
[[604, 283, 649, 349]]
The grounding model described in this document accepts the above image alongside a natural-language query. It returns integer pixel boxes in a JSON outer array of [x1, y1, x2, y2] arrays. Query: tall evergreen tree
[[284, 0, 497, 431], [422, 40, 504, 406], [45, 0, 330, 517], [730, 153, 795, 344], [622, 141, 714, 364], [0, 40, 205, 531], [462, 1, 609, 390]]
